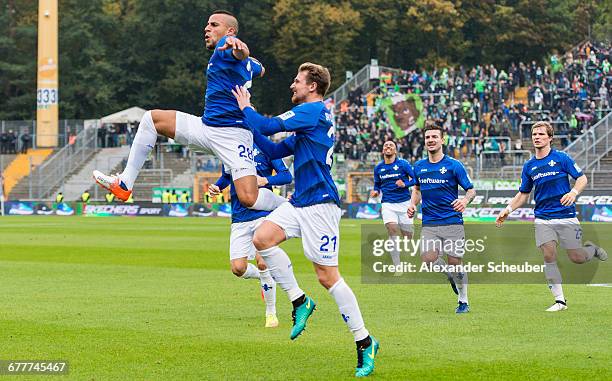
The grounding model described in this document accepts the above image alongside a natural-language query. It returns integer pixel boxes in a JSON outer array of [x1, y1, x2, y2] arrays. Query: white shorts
[[420, 224, 466, 258], [174, 111, 256, 180], [381, 200, 414, 232], [534, 218, 582, 249], [229, 217, 265, 261], [265, 202, 342, 266]]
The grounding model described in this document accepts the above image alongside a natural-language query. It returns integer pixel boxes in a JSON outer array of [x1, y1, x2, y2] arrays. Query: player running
[[232, 63, 379, 377], [208, 144, 292, 328], [495, 121, 607, 312], [370, 141, 416, 273], [93, 10, 284, 212], [407, 124, 476, 313]]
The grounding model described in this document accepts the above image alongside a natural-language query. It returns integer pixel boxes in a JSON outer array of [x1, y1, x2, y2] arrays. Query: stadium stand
[[333, 41, 611, 175]]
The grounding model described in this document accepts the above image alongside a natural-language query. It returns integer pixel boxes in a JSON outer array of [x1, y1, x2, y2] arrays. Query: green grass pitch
[[0, 216, 610, 380]]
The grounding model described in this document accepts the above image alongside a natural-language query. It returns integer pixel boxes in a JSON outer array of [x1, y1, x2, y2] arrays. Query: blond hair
[[531, 121, 554, 137], [298, 62, 331, 96]]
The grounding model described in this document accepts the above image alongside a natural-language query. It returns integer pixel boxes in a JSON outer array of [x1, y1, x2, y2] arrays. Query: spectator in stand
[[97, 124, 107, 148], [19, 129, 31, 154], [7, 130, 17, 154], [0, 131, 7, 154]]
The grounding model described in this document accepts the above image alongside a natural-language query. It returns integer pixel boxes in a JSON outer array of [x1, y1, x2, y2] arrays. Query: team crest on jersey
[[548, 160, 556, 167], [278, 111, 295, 120], [393, 165, 399, 170], [253, 147, 260, 157], [440, 166, 447, 174]]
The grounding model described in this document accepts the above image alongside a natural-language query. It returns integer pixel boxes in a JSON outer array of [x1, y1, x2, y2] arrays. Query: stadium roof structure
[[100, 106, 146, 124]]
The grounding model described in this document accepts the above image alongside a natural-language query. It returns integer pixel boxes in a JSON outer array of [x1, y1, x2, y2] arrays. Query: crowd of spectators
[[96, 123, 136, 148], [334, 41, 611, 164]]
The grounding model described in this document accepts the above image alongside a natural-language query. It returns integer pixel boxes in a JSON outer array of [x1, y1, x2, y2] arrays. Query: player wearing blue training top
[[370, 141, 416, 271], [407, 124, 476, 314], [496, 121, 607, 312], [208, 145, 292, 328], [94, 10, 284, 214], [232, 63, 379, 377]]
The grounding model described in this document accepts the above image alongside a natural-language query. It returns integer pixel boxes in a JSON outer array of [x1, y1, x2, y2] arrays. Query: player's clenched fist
[[208, 184, 221, 196], [495, 208, 510, 228], [406, 203, 416, 218]]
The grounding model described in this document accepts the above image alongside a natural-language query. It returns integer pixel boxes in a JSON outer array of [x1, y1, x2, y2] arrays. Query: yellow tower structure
[[36, 0, 59, 147]]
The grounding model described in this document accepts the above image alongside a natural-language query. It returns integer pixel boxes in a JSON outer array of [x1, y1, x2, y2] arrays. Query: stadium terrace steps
[[4, 149, 54, 197], [0, 154, 17, 171], [169, 169, 195, 189], [128, 150, 192, 201], [90, 148, 192, 201], [59, 146, 131, 201]]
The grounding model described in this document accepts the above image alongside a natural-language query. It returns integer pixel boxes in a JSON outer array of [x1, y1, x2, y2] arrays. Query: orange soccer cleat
[[92, 170, 132, 202]]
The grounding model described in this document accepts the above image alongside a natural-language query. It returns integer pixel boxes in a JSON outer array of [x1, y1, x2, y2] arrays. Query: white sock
[[582, 246, 597, 261], [389, 236, 401, 267], [250, 188, 286, 211], [329, 278, 369, 341], [258, 246, 303, 301], [240, 263, 260, 279], [544, 261, 565, 302], [451, 271, 469, 304], [119, 111, 157, 189], [259, 269, 277, 315]]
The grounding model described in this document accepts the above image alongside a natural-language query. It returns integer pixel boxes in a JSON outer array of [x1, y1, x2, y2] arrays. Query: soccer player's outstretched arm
[[231, 86, 284, 135], [266, 159, 293, 186], [252, 128, 295, 160], [217, 36, 250, 60]]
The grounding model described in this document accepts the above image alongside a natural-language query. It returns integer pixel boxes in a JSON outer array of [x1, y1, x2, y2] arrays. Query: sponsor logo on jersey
[[380, 173, 400, 179], [420, 168, 428, 172], [380, 168, 386, 172], [532, 171, 559, 181], [278, 110, 295, 120], [420, 177, 448, 184]]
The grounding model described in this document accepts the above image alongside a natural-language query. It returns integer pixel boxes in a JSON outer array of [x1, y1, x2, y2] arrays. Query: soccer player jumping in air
[[232, 63, 379, 377], [93, 10, 284, 212], [407, 124, 476, 313], [496, 121, 607, 312]]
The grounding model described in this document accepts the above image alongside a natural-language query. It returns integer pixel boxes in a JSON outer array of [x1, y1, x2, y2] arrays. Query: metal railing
[[30, 125, 98, 199], [519, 120, 571, 140], [478, 150, 532, 173], [563, 111, 612, 171], [586, 169, 612, 190], [330, 65, 372, 104]]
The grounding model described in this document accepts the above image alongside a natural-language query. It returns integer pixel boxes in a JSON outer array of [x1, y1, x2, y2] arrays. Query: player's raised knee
[[231, 262, 248, 277]]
